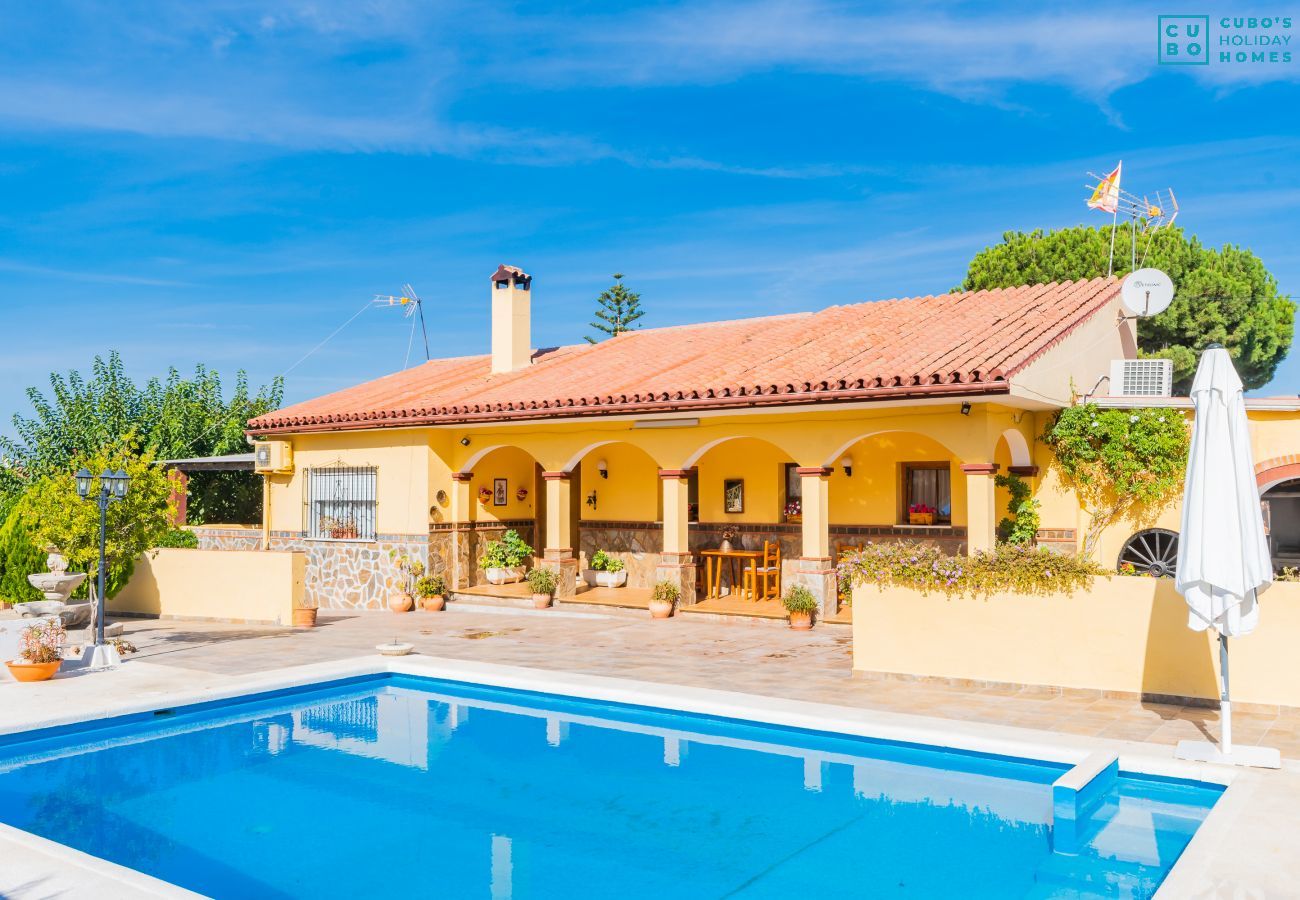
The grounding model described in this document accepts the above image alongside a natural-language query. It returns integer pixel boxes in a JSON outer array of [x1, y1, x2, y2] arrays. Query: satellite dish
[[1121, 268, 1175, 317]]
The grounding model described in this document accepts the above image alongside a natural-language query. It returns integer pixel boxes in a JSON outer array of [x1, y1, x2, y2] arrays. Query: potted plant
[[292, 600, 318, 628], [480, 530, 533, 584], [416, 574, 447, 611], [908, 503, 936, 526], [783, 585, 817, 631], [6, 619, 66, 682], [525, 567, 558, 609], [784, 499, 802, 524], [389, 551, 424, 612], [649, 580, 679, 619], [583, 549, 628, 588]]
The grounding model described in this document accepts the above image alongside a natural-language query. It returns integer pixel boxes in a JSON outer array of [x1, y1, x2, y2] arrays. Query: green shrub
[[525, 567, 558, 595], [155, 529, 198, 549], [783, 585, 818, 613], [479, 529, 534, 569], [0, 503, 44, 604], [994, 473, 1040, 545], [838, 540, 1103, 599], [651, 580, 680, 605], [590, 550, 625, 573], [415, 574, 446, 598]]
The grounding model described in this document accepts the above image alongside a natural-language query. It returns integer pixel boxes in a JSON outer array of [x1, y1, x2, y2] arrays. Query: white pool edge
[[0, 654, 1245, 899]]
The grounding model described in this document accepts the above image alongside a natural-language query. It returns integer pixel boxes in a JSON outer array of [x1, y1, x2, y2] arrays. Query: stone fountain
[[24, 549, 91, 629]]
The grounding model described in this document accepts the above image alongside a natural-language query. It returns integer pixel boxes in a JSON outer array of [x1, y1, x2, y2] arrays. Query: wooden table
[[700, 549, 764, 600]]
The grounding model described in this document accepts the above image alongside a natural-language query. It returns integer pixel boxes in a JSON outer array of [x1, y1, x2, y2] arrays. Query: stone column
[[961, 463, 1000, 555], [655, 469, 697, 603], [795, 467, 836, 618], [541, 472, 578, 598], [450, 472, 474, 589]]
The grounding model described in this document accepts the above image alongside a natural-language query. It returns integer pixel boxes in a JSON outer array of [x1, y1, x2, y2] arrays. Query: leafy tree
[[0, 503, 45, 604], [961, 226, 1295, 391], [586, 273, 645, 343], [1, 352, 282, 522], [22, 437, 175, 598], [1041, 405, 1189, 559]]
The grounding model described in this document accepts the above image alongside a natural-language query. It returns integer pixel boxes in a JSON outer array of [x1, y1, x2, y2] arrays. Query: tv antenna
[[372, 283, 430, 367], [1085, 164, 1180, 275], [1119, 268, 1175, 321]]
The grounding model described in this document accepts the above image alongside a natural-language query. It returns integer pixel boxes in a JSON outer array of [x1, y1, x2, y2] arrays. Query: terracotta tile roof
[[248, 278, 1119, 434]]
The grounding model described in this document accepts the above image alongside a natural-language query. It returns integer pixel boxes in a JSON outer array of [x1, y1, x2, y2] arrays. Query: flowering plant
[[907, 503, 935, 514], [784, 499, 801, 517], [838, 541, 1102, 599], [18, 619, 65, 664]]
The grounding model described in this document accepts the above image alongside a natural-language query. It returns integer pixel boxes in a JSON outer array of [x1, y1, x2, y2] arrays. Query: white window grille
[[307, 466, 377, 540]]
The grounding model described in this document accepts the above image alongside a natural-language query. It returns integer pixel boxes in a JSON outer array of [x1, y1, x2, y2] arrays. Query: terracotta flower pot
[[532, 593, 552, 609], [422, 595, 446, 612], [6, 659, 61, 682], [389, 593, 415, 613], [788, 610, 813, 631], [649, 600, 674, 619], [291, 607, 318, 628]]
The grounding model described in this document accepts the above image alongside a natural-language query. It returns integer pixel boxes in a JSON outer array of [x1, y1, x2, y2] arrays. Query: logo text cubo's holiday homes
[[1159, 15, 1293, 66]]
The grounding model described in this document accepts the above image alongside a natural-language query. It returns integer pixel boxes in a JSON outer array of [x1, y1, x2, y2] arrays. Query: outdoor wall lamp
[[840, 456, 853, 477], [596, 458, 608, 479], [586, 490, 598, 510], [960, 402, 972, 416], [74, 467, 130, 670]]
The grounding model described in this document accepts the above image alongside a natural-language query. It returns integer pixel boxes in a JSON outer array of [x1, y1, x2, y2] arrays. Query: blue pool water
[[0, 675, 1220, 898]]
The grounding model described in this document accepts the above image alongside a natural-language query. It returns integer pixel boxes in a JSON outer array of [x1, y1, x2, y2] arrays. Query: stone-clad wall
[[430, 520, 537, 589], [267, 531, 429, 610], [193, 525, 264, 552], [578, 523, 662, 589]]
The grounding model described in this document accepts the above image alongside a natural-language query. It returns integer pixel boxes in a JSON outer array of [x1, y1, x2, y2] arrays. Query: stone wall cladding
[[267, 530, 428, 611], [579, 522, 662, 589], [193, 526, 264, 552], [430, 520, 536, 588]]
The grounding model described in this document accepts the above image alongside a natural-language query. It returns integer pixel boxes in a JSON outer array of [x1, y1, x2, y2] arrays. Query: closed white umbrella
[[1174, 344, 1279, 767]]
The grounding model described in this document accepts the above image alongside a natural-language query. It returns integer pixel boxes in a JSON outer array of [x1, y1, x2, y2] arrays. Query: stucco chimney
[[490, 264, 532, 374]]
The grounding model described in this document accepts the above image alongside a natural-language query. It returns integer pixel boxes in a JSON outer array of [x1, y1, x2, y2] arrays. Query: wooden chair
[[746, 540, 782, 602]]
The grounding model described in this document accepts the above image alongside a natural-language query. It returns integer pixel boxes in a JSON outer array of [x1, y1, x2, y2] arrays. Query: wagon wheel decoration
[[1117, 528, 1179, 578]]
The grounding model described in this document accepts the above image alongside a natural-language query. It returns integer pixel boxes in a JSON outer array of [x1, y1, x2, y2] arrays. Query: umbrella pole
[[1220, 633, 1233, 755]]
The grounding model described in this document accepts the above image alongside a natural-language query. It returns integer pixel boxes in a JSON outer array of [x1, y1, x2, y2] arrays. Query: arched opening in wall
[[1262, 478, 1300, 572], [568, 441, 664, 588], [457, 445, 542, 588], [824, 431, 962, 528]]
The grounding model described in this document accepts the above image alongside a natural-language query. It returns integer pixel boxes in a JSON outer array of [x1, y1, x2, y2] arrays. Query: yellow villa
[[212, 264, 1300, 621]]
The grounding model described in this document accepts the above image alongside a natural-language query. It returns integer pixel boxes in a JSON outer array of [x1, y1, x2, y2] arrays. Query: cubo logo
[[1159, 15, 1211, 65]]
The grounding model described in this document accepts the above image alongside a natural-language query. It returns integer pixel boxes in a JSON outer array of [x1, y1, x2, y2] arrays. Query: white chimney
[[490, 264, 532, 374]]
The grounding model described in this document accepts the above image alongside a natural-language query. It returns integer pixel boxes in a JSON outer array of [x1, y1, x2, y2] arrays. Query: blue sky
[[2, 2, 1298, 428]]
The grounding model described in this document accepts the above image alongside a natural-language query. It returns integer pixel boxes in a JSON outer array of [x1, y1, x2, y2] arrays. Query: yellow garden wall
[[852, 577, 1300, 708], [112, 548, 305, 625]]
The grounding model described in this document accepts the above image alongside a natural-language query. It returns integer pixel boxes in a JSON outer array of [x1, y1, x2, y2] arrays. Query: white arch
[[458, 443, 536, 474], [820, 430, 962, 469], [997, 428, 1033, 469], [680, 435, 799, 470]]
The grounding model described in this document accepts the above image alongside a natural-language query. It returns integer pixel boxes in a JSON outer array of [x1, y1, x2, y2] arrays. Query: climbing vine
[[1040, 404, 1188, 559], [994, 473, 1040, 545]]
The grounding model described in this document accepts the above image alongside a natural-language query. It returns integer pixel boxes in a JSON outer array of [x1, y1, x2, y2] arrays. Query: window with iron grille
[[307, 466, 377, 540]]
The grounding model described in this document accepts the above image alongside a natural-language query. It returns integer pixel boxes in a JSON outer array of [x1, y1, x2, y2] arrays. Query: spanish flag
[[1087, 161, 1122, 214]]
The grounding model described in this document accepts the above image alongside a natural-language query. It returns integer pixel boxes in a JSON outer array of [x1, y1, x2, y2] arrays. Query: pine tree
[[586, 274, 644, 343]]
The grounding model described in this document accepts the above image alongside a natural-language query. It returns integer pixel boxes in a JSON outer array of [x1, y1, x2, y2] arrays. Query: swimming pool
[[0, 674, 1220, 898]]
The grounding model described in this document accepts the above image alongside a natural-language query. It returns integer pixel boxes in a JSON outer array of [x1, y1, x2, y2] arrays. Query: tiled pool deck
[[2, 604, 1299, 896]]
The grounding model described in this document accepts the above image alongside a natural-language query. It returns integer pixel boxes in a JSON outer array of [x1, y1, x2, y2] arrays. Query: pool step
[[1031, 852, 1159, 897]]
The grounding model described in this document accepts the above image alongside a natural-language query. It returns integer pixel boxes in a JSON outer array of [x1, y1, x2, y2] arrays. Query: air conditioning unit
[[253, 440, 293, 474], [1110, 359, 1173, 397]]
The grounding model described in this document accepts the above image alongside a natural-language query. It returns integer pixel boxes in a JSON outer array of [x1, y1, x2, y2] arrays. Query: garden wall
[[852, 577, 1300, 709], [111, 548, 305, 625]]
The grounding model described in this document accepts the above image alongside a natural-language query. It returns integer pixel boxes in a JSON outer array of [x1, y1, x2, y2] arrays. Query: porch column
[[541, 472, 578, 598], [961, 463, 999, 555], [795, 467, 836, 618], [449, 472, 474, 589], [655, 469, 697, 603]]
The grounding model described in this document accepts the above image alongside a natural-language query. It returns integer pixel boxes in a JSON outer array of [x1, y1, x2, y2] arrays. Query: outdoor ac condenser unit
[[1110, 358, 1173, 397], [253, 440, 293, 474]]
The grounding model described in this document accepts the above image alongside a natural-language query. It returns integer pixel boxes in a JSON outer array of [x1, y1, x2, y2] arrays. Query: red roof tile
[[248, 278, 1119, 434]]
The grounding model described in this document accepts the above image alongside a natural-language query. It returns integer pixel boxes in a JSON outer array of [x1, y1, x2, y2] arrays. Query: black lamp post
[[76, 466, 129, 663]]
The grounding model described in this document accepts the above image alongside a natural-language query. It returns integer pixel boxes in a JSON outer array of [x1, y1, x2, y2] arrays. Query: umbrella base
[[1175, 739, 1281, 769]]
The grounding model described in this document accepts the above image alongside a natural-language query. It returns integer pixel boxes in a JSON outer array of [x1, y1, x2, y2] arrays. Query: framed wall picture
[[723, 478, 744, 514], [493, 478, 508, 506]]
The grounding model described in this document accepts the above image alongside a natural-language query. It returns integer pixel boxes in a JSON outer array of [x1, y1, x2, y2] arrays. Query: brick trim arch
[[1255, 455, 1300, 491]]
